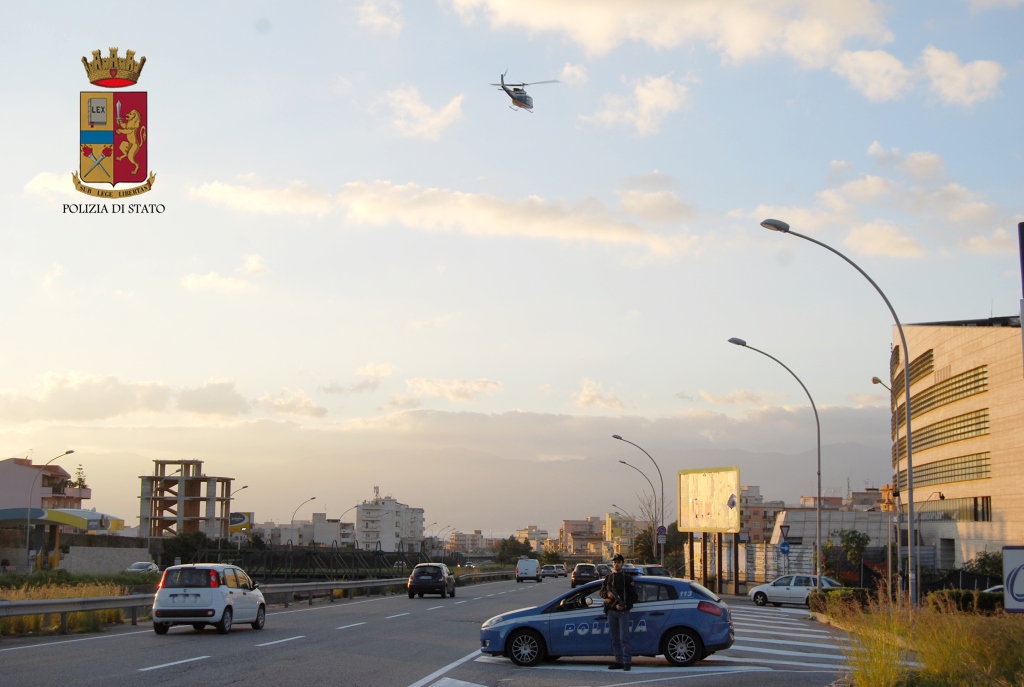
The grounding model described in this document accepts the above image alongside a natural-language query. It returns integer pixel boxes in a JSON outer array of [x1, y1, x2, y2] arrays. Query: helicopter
[[490, 71, 559, 111]]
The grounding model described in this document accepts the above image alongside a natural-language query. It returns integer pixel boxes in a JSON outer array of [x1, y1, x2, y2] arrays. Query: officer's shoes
[[608, 663, 623, 670], [623, 665, 631, 671]]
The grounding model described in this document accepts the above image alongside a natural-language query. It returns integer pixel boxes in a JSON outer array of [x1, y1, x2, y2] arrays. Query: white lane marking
[[454, 600, 467, 605], [725, 644, 846, 660], [427, 606, 443, 610], [472, 597, 482, 600], [707, 655, 848, 670], [474, 656, 769, 674], [256, 635, 305, 647], [736, 627, 849, 642], [0, 630, 150, 652], [406, 649, 481, 687], [732, 609, 811, 620], [386, 613, 410, 619], [732, 621, 830, 634], [731, 618, 816, 630], [138, 656, 210, 672], [737, 636, 842, 650], [486, 594, 495, 597], [337, 622, 366, 630], [271, 595, 390, 615]]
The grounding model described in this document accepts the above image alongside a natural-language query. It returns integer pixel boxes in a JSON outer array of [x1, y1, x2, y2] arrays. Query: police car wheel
[[753, 592, 767, 606], [662, 627, 702, 667], [507, 629, 545, 666]]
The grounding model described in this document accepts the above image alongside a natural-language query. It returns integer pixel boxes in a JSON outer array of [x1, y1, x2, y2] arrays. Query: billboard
[[678, 467, 741, 533], [1003, 545, 1024, 613], [229, 512, 254, 534]]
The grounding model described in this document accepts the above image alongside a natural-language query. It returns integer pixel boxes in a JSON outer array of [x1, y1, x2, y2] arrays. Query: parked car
[[596, 563, 611, 576], [481, 576, 734, 667], [516, 559, 543, 583], [125, 561, 159, 574], [748, 574, 843, 607], [571, 563, 599, 588], [152, 564, 265, 634], [407, 563, 456, 598], [636, 564, 671, 577], [554, 564, 567, 577], [623, 564, 642, 576], [541, 564, 559, 578]]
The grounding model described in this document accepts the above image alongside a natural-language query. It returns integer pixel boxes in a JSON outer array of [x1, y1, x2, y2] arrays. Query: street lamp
[[437, 525, 455, 560], [613, 435, 665, 565], [291, 497, 316, 528], [728, 336, 823, 593], [873, 376, 900, 597], [25, 450, 74, 571], [762, 217, 918, 603], [617, 460, 659, 562]]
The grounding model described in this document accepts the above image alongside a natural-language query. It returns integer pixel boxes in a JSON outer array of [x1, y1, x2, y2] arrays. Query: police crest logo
[[73, 48, 156, 198]]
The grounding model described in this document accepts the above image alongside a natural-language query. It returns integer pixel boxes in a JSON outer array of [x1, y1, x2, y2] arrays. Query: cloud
[[446, 0, 891, 63], [698, 389, 763, 406], [188, 180, 334, 216], [921, 46, 1006, 106], [321, 364, 398, 395], [41, 264, 66, 289], [177, 380, 251, 416], [0, 374, 172, 421], [380, 394, 422, 412], [409, 314, 454, 330], [574, 379, 625, 410], [866, 140, 902, 166], [582, 74, 691, 136], [406, 378, 502, 402], [899, 152, 944, 181], [827, 160, 854, 185], [24, 172, 78, 199], [382, 88, 464, 140], [559, 63, 588, 85], [181, 272, 257, 294], [969, 0, 1024, 6], [356, 363, 397, 378], [963, 228, 1017, 254], [833, 50, 914, 101], [239, 254, 271, 276], [619, 190, 692, 223], [255, 389, 327, 417], [356, 0, 403, 35], [337, 180, 697, 256], [843, 220, 924, 257], [623, 171, 676, 191], [839, 175, 899, 203]]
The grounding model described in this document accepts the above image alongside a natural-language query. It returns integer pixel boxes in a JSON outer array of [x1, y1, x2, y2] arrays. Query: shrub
[[829, 598, 908, 687], [0, 582, 127, 636], [810, 587, 871, 613], [912, 601, 1024, 686], [926, 589, 1003, 614]]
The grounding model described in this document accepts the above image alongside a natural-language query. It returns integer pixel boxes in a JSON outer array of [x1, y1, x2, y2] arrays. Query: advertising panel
[[677, 467, 741, 533], [1003, 545, 1024, 613], [229, 512, 254, 534]]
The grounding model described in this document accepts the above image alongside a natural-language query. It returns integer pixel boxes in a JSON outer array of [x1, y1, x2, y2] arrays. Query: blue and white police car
[[480, 577, 733, 667]]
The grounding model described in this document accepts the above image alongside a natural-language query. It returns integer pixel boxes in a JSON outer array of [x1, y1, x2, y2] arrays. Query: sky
[[2, 1, 1022, 538]]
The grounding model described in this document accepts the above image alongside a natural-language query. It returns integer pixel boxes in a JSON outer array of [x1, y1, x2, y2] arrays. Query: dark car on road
[[407, 563, 456, 598], [571, 563, 600, 588]]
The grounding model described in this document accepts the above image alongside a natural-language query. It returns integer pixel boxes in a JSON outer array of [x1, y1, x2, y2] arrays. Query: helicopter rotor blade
[[523, 80, 559, 86]]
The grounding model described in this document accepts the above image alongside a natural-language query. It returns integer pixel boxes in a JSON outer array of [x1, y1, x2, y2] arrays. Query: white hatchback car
[[748, 574, 843, 607], [152, 564, 266, 634]]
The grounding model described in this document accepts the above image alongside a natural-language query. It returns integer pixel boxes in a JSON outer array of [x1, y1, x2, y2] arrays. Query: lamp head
[[871, 377, 883, 385], [939, 493, 945, 500], [612, 434, 622, 440], [760, 218, 791, 233], [618, 460, 627, 465], [65, 450, 75, 455], [727, 337, 747, 346]]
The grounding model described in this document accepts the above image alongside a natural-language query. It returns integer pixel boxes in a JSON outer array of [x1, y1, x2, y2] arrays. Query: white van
[[515, 558, 542, 583]]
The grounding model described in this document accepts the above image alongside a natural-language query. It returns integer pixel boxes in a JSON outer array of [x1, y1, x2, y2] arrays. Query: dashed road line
[[336, 622, 366, 630], [138, 656, 210, 672], [386, 613, 410, 619], [427, 606, 443, 610], [256, 635, 305, 647]]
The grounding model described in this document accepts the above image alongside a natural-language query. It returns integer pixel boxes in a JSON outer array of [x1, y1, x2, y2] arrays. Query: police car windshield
[[687, 581, 721, 602]]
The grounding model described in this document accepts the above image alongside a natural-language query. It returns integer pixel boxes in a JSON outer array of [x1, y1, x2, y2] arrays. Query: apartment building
[[739, 485, 785, 543], [355, 487, 424, 553]]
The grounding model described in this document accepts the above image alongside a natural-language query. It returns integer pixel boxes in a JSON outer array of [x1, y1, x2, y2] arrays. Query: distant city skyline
[[3, 3, 1020, 536]]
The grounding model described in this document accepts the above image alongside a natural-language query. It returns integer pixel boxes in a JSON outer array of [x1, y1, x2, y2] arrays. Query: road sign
[[780, 525, 790, 542], [657, 525, 667, 536], [657, 535, 666, 544], [780, 542, 791, 555]]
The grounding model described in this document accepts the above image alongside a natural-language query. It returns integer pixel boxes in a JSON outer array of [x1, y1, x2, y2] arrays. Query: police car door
[[631, 581, 674, 654], [546, 583, 612, 656]]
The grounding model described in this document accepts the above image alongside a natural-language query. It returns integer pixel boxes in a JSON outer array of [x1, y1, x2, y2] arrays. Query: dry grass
[[0, 583, 127, 636], [826, 595, 909, 687], [911, 594, 1024, 687]]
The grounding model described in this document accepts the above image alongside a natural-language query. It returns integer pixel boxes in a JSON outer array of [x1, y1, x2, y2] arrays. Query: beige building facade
[[889, 316, 1024, 568]]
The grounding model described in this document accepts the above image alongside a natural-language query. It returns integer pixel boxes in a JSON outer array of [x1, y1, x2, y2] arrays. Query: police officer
[[601, 553, 637, 670]]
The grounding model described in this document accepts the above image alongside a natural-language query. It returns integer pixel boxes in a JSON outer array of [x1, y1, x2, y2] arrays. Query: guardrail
[[0, 569, 515, 637]]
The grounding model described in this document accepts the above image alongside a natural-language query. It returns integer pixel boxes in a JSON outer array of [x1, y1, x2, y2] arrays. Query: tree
[[538, 550, 563, 565], [495, 536, 535, 564], [962, 550, 1002, 577], [73, 464, 88, 489], [822, 529, 871, 577]]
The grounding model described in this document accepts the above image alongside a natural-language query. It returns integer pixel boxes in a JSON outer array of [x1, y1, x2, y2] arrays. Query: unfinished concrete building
[[140, 460, 233, 538]]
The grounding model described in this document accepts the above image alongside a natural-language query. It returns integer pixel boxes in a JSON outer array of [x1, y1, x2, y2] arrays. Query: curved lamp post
[[762, 218, 917, 603], [873, 376, 899, 597], [25, 450, 74, 570], [291, 496, 316, 527], [613, 435, 665, 565], [728, 337, 823, 593], [618, 460, 660, 562]]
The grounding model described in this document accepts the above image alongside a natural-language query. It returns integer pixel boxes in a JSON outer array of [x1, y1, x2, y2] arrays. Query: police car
[[480, 577, 733, 667]]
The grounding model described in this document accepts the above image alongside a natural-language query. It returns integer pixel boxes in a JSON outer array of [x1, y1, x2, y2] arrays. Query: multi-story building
[[887, 315, 1024, 569], [515, 525, 548, 551], [355, 487, 424, 553], [605, 511, 636, 555], [739, 486, 786, 543], [139, 460, 233, 538], [799, 495, 843, 509], [264, 512, 356, 547], [558, 517, 604, 553], [844, 488, 885, 511], [0, 457, 91, 512]]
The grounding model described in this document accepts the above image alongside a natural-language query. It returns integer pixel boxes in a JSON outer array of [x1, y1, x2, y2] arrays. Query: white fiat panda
[[152, 564, 266, 634]]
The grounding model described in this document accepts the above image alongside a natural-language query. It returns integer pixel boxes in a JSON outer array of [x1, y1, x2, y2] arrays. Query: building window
[[897, 453, 990, 490], [890, 348, 934, 397], [893, 409, 989, 465], [894, 366, 988, 434], [905, 496, 991, 522]]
